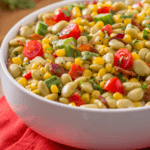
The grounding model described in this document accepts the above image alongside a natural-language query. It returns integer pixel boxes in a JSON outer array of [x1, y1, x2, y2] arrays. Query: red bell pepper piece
[[59, 23, 81, 40], [23, 71, 32, 80], [97, 6, 115, 14], [53, 52, 58, 58], [133, 2, 142, 8], [69, 63, 85, 80], [101, 25, 113, 36], [69, 93, 85, 106]]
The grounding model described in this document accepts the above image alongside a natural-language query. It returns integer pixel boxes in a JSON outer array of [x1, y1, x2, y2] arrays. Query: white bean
[[103, 53, 114, 64], [74, 76, 87, 85], [117, 99, 135, 108], [20, 26, 34, 38], [38, 81, 50, 96], [80, 104, 99, 109], [105, 97, 117, 108], [138, 48, 150, 60], [80, 82, 93, 93], [8, 64, 21, 78], [9, 37, 26, 46], [60, 73, 72, 85], [123, 82, 141, 92]]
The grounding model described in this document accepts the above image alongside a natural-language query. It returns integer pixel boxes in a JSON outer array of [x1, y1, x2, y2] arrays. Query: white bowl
[[1, 0, 149, 149]]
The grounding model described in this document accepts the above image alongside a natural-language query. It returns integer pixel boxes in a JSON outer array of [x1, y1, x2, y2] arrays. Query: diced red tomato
[[103, 77, 124, 94], [45, 17, 56, 26], [114, 48, 133, 70], [23, 40, 43, 60], [69, 63, 85, 80], [113, 33, 125, 39], [133, 2, 142, 8], [97, 6, 115, 14], [59, 23, 81, 40], [101, 25, 113, 36], [69, 93, 85, 106], [53, 52, 58, 58], [53, 9, 71, 23], [23, 71, 32, 80]]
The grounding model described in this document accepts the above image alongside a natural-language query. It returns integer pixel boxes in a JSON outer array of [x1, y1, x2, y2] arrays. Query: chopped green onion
[[35, 21, 48, 36], [65, 45, 75, 57]]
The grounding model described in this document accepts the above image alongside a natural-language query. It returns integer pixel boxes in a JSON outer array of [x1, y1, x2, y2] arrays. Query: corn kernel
[[133, 40, 144, 51], [43, 44, 50, 51], [46, 59, 53, 63], [128, 6, 132, 10], [88, 4, 97, 12], [82, 93, 90, 104], [91, 12, 98, 16], [132, 52, 140, 60], [32, 89, 40, 95], [113, 92, 123, 100], [42, 38, 49, 45], [123, 34, 132, 44], [12, 57, 23, 65], [93, 57, 105, 65], [83, 69, 92, 79], [129, 78, 139, 82], [79, 25, 84, 33], [63, 5, 68, 10], [91, 90, 101, 99], [140, 13, 146, 21], [113, 15, 123, 23], [56, 49, 66, 57], [133, 101, 145, 107], [97, 45, 106, 56], [92, 73, 98, 78], [104, 1, 112, 6], [100, 81, 106, 88], [95, 21, 104, 29], [30, 80, 38, 90], [72, 7, 81, 18], [106, 63, 112, 72], [43, 72, 52, 80], [40, 67, 46, 74], [75, 57, 83, 66], [124, 18, 132, 26], [89, 21, 95, 27], [64, 62, 72, 70], [98, 68, 106, 77], [73, 17, 82, 25], [103, 38, 109, 46], [31, 63, 38, 69], [51, 84, 59, 94], [99, 30, 105, 38], [68, 102, 76, 106], [111, 67, 116, 74], [18, 77, 28, 87]]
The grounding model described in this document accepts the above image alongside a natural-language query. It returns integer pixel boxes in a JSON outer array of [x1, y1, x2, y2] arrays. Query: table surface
[[0, 0, 60, 97]]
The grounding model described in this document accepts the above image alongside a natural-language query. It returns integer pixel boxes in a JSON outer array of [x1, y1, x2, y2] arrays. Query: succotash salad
[[7, 0, 150, 109]]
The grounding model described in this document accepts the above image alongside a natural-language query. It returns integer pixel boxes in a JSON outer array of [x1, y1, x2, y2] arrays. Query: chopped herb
[[56, 68, 60, 72], [81, 52, 99, 60], [104, 30, 109, 38], [47, 46, 53, 50], [120, 13, 136, 20], [58, 87, 62, 93], [19, 65, 25, 71], [144, 13, 150, 20], [65, 45, 75, 57], [135, 50, 139, 54], [137, 74, 140, 80], [55, 33, 60, 36], [121, 27, 126, 30], [62, 10, 71, 17], [92, 83, 103, 93], [87, 35, 93, 41], [118, 56, 123, 67], [143, 29, 149, 40], [141, 85, 148, 89], [118, 73, 127, 83], [131, 24, 135, 28], [132, 39, 140, 46], [145, 53, 148, 56], [76, 50, 82, 58], [110, 8, 116, 15], [13, 50, 18, 56], [79, 80, 85, 85], [146, 24, 150, 29], [108, 95, 113, 99], [88, 78, 95, 83], [82, 31, 88, 36], [24, 63, 29, 66], [125, 44, 129, 49]]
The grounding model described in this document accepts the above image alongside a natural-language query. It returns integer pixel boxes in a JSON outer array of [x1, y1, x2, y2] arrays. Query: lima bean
[[9, 64, 21, 78], [117, 99, 135, 108], [38, 81, 50, 96], [60, 73, 72, 85]]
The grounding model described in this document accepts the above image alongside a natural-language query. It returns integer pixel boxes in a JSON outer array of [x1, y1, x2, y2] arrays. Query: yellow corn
[[99, 30, 105, 39], [32, 89, 40, 95], [98, 68, 106, 77], [31, 63, 38, 69], [104, 1, 112, 6], [88, 4, 97, 12], [138, 32, 144, 40], [113, 15, 123, 23], [40, 67, 46, 74], [75, 57, 83, 66], [128, 6, 132, 10], [91, 12, 98, 16], [100, 81, 106, 88], [93, 57, 105, 65], [72, 7, 81, 18], [30, 80, 38, 90], [56, 49, 66, 57], [82, 93, 90, 104], [92, 73, 98, 78], [63, 5, 68, 10], [83, 69, 92, 79], [46, 59, 53, 63], [89, 21, 95, 27], [113, 92, 123, 100], [147, 9, 150, 16], [133, 101, 145, 107], [43, 72, 52, 80], [95, 21, 104, 29], [43, 44, 50, 51], [51, 85, 59, 94], [79, 25, 84, 33], [124, 18, 132, 26], [64, 62, 72, 70], [111, 67, 116, 74], [140, 13, 146, 21], [91, 90, 101, 99], [18, 77, 28, 87], [129, 78, 139, 82], [132, 40, 144, 51], [132, 52, 140, 60], [68, 102, 76, 106], [123, 34, 132, 44], [73, 17, 82, 25], [12, 57, 23, 65], [106, 63, 112, 72], [103, 38, 109, 46], [42, 38, 49, 45]]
